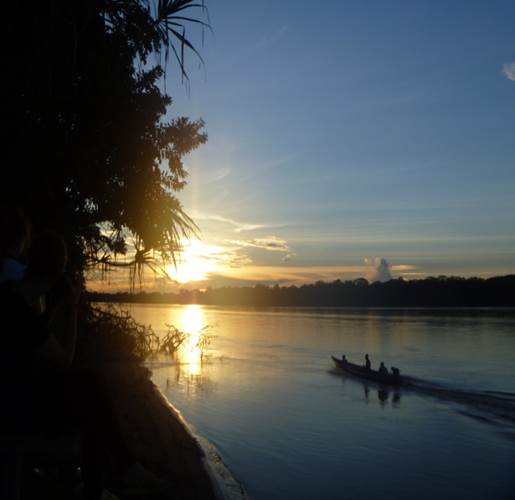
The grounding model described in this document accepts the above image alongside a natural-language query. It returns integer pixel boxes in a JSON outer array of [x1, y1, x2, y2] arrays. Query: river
[[125, 304, 515, 500]]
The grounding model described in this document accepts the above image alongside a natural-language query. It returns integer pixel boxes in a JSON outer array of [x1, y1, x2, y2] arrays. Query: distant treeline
[[88, 275, 515, 307]]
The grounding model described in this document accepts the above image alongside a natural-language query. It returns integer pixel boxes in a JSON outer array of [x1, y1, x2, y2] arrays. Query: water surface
[[126, 304, 515, 500]]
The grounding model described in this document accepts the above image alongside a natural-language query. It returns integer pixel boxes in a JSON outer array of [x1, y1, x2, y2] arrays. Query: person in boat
[[341, 354, 348, 364], [364, 353, 371, 370], [391, 366, 401, 382], [378, 362, 389, 377]]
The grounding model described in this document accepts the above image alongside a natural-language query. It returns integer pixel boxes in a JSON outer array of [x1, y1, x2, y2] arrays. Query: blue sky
[[128, 0, 515, 289]]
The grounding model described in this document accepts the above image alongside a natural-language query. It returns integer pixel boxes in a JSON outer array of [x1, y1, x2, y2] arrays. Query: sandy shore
[[107, 362, 248, 500]]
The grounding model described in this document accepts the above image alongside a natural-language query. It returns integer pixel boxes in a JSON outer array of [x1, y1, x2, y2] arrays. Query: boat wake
[[330, 359, 515, 427], [403, 376, 515, 424]]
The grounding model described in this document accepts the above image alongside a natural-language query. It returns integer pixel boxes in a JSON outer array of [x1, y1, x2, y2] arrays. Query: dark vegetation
[[78, 304, 214, 363], [89, 275, 515, 307], [5, 0, 209, 288], [5, 0, 210, 358], [3, 3, 219, 496]]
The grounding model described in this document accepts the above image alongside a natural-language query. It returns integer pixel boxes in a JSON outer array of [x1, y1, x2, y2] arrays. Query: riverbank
[[0, 360, 247, 499], [106, 361, 248, 500]]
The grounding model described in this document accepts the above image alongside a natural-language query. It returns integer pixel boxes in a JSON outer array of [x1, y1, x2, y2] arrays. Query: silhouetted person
[[391, 366, 401, 383], [0, 205, 30, 283], [0, 231, 165, 499], [341, 354, 348, 364], [364, 354, 371, 370], [378, 362, 388, 377]]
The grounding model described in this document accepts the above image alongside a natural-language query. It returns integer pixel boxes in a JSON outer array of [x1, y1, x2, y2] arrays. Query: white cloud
[[502, 62, 515, 81], [193, 213, 266, 233], [226, 235, 291, 253], [282, 253, 296, 263], [365, 257, 392, 283]]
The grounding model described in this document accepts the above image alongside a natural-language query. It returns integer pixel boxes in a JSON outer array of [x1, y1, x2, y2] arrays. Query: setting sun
[[166, 239, 221, 283]]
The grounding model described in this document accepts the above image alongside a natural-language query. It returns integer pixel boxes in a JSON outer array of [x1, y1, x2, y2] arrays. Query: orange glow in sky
[[165, 239, 221, 283]]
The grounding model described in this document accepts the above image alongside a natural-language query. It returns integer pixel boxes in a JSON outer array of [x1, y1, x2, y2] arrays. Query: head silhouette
[[0, 206, 31, 260], [25, 231, 67, 290]]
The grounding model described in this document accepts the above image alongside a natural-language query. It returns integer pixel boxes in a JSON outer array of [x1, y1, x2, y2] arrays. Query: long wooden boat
[[331, 356, 403, 386]]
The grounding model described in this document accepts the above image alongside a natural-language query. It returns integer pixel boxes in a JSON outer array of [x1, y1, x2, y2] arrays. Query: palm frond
[[151, 0, 210, 83]]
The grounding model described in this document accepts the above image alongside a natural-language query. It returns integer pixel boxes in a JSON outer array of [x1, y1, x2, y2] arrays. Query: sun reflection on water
[[178, 304, 204, 376]]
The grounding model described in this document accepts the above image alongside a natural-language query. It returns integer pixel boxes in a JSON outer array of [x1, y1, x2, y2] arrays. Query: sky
[[89, 0, 515, 291]]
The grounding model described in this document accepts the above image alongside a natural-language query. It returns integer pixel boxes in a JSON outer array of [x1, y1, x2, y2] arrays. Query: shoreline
[[91, 300, 515, 312], [109, 362, 248, 500], [151, 387, 249, 500]]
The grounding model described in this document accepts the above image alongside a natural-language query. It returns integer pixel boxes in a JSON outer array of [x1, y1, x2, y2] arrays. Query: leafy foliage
[[5, 1, 209, 284]]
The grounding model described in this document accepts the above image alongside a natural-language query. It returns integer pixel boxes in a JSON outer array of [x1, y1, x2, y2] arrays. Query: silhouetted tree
[[89, 275, 515, 308], [5, 0, 210, 286]]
